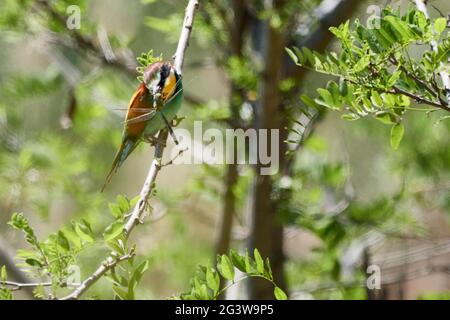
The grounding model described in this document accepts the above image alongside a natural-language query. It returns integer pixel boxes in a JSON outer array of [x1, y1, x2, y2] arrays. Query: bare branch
[[173, 0, 200, 74], [0, 280, 82, 291], [1, 281, 52, 291], [60, 251, 135, 300]]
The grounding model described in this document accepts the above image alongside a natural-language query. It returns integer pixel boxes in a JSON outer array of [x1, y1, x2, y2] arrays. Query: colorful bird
[[101, 61, 183, 191]]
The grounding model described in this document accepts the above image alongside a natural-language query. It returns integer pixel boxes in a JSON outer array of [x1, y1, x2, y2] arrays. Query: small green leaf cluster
[[136, 50, 163, 82], [8, 213, 91, 294], [176, 249, 287, 300], [287, 7, 449, 149], [0, 266, 12, 300], [108, 254, 149, 300], [2, 194, 147, 299], [103, 195, 149, 300]]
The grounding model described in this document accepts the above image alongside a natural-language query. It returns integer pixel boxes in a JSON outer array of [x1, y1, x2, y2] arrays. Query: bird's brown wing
[[125, 83, 154, 138]]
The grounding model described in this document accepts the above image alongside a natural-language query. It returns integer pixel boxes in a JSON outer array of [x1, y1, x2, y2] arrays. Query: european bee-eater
[[101, 61, 183, 191]]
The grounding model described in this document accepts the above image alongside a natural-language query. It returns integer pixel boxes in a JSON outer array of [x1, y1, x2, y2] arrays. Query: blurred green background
[[0, 0, 449, 300]]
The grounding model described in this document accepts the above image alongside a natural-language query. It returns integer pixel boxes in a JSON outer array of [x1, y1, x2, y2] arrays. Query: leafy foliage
[[2, 194, 147, 299], [8, 212, 88, 295], [287, 7, 450, 148], [0, 266, 12, 300], [0, 0, 448, 301], [136, 50, 163, 82], [176, 249, 287, 300]]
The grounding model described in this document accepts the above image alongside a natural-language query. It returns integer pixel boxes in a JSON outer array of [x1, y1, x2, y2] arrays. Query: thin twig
[[59, 0, 200, 300], [1, 281, 51, 291], [60, 252, 135, 300], [0, 280, 81, 291], [414, 0, 450, 107], [389, 57, 439, 99]]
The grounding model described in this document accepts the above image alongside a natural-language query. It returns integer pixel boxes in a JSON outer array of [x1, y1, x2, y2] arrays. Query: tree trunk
[[247, 0, 288, 299], [215, 0, 247, 299], [246, 0, 361, 299]]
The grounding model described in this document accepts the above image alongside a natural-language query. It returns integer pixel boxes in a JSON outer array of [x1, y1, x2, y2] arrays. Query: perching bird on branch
[[101, 61, 183, 191]]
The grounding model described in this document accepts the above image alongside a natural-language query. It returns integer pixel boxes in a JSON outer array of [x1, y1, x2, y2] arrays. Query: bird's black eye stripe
[[158, 64, 171, 88]]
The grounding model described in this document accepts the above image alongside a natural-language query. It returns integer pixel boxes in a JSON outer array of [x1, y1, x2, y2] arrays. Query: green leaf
[[434, 18, 447, 35], [198, 283, 210, 300], [244, 251, 256, 274], [316, 88, 338, 110], [206, 267, 220, 294], [74, 222, 94, 243], [25, 258, 43, 268], [103, 221, 124, 242], [229, 250, 246, 272], [376, 112, 396, 125], [61, 227, 82, 250], [217, 255, 234, 281], [390, 123, 404, 150], [0, 266, 7, 281], [130, 195, 140, 207], [108, 203, 122, 219], [113, 285, 129, 300], [370, 91, 383, 108], [108, 273, 128, 287], [132, 260, 149, 286], [339, 78, 348, 96], [254, 249, 264, 275], [300, 94, 318, 109], [342, 113, 360, 121], [285, 47, 298, 64], [274, 286, 288, 300], [106, 239, 126, 255], [116, 195, 130, 214], [56, 231, 70, 252], [384, 16, 414, 42], [387, 70, 402, 87]]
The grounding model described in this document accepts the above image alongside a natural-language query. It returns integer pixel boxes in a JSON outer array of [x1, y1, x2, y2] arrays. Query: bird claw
[[145, 136, 167, 147]]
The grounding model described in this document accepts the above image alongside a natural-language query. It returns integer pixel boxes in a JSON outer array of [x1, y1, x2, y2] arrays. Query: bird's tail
[[101, 138, 138, 192]]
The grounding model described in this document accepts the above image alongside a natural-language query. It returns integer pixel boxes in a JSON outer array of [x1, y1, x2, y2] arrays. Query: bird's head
[[143, 62, 178, 102]]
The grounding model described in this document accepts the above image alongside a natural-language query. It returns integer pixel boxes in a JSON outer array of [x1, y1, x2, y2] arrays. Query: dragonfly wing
[[123, 109, 157, 125]]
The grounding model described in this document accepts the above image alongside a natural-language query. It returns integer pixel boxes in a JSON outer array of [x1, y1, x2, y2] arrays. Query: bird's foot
[[144, 136, 167, 147]]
